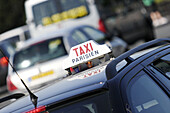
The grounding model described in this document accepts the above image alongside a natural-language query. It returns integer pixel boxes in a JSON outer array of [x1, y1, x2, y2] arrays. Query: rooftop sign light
[[63, 40, 111, 70]]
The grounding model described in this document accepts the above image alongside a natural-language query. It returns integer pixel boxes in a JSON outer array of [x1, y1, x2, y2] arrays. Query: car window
[[82, 27, 105, 44], [33, 0, 89, 26], [2, 36, 20, 49], [0, 42, 15, 57], [48, 92, 112, 113], [127, 73, 170, 113], [152, 54, 170, 78], [13, 37, 67, 71], [70, 30, 89, 47]]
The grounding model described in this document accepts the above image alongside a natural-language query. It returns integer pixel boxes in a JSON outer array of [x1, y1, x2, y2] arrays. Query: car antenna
[[0, 48, 38, 108]]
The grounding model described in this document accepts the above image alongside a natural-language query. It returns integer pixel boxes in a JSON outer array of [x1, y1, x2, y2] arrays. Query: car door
[[124, 70, 170, 113], [147, 53, 170, 92], [120, 49, 170, 113]]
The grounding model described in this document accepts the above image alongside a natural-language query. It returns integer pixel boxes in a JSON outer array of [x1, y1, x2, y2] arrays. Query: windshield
[[33, 0, 89, 26], [13, 37, 67, 71]]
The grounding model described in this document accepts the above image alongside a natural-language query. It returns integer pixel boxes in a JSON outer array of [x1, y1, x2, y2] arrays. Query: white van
[[25, 0, 110, 37]]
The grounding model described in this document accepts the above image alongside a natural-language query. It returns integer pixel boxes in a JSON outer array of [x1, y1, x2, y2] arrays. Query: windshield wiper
[[0, 48, 38, 108]]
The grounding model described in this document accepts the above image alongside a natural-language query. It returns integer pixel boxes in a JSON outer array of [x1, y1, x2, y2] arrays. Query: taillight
[[24, 106, 46, 113], [0, 57, 8, 67], [7, 76, 18, 91], [98, 19, 106, 33]]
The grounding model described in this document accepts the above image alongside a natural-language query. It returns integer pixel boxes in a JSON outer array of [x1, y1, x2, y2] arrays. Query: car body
[[104, 1, 155, 44], [0, 25, 31, 49], [0, 41, 15, 94], [25, 0, 154, 45], [25, 0, 107, 37], [0, 38, 169, 113], [7, 25, 127, 93]]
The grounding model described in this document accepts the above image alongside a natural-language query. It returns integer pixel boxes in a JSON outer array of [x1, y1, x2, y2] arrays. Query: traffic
[[0, 38, 169, 113], [0, 0, 170, 113]]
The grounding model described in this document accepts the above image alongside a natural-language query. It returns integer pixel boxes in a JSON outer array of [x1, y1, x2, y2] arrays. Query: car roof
[[0, 63, 109, 112], [0, 25, 28, 42], [19, 30, 68, 49], [17, 25, 95, 50], [106, 38, 170, 80]]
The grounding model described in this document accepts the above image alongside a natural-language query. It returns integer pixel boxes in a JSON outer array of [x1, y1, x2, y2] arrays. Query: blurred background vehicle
[[7, 25, 127, 93], [103, 0, 155, 44], [25, 0, 105, 37], [0, 25, 31, 49], [63, 25, 127, 57], [25, 0, 157, 45], [0, 41, 15, 94]]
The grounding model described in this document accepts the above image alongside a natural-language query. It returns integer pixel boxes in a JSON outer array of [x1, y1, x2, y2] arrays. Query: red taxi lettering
[[88, 72, 92, 76], [84, 43, 91, 53], [89, 42, 93, 51], [79, 46, 85, 55], [73, 42, 93, 56], [73, 48, 78, 56], [93, 70, 97, 74]]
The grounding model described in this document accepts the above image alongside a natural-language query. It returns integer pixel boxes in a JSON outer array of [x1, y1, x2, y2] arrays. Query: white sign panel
[[63, 40, 111, 69]]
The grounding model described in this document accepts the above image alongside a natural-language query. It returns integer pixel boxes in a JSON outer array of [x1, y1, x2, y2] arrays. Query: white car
[[0, 25, 30, 49], [7, 25, 127, 93]]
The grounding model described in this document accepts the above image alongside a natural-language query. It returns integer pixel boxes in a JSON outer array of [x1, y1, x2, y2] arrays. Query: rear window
[[33, 0, 89, 26], [82, 27, 105, 44], [48, 91, 112, 113], [13, 37, 67, 71]]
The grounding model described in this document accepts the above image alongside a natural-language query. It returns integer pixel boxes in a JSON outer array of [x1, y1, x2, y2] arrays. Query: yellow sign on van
[[42, 5, 88, 26]]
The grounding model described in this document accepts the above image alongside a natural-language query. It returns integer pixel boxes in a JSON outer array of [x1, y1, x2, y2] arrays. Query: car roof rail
[[0, 93, 25, 103], [106, 38, 170, 80]]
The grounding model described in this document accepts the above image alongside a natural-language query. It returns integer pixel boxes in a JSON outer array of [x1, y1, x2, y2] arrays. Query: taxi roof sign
[[63, 40, 111, 70]]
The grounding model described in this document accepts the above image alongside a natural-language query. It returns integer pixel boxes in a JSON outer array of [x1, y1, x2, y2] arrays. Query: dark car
[[103, 0, 155, 44], [0, 38, 169, 113], [0, 41, 15, 93]]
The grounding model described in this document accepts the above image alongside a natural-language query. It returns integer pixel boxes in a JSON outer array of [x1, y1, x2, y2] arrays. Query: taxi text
[[72, 42, 99, 63]]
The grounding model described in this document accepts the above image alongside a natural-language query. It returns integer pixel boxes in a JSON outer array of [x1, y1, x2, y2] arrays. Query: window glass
[[83, 27, 105, 44], [127, 74, 170, 113], [48, 92, 112, 113], [33, 0, 89, 26], [13, 37, 67, 71], [2, 36, 20, 49], [70, 30, 89, 47], [152, 54, 170, 78]]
